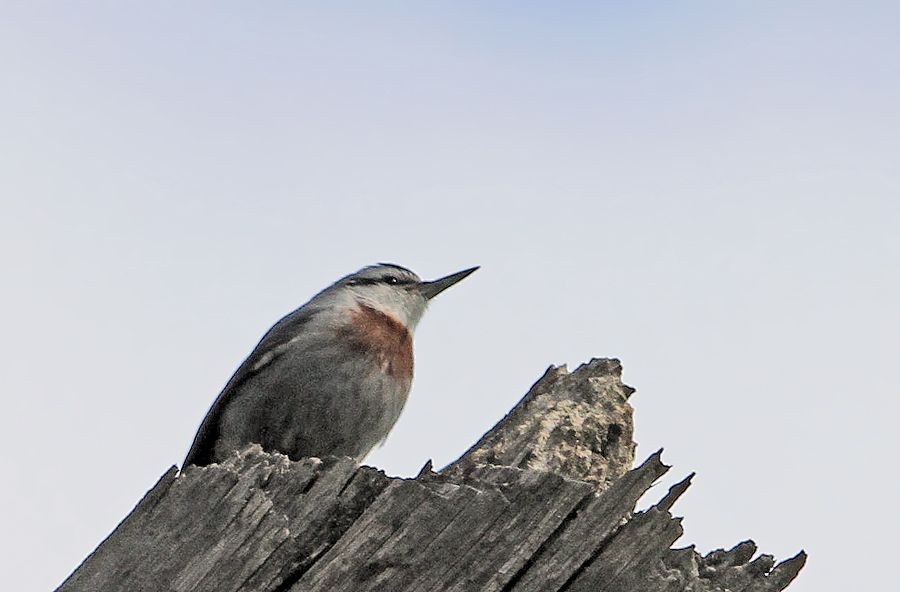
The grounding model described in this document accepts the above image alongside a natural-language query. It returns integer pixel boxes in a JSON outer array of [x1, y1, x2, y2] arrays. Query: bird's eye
[[383, 275, 400, 285]]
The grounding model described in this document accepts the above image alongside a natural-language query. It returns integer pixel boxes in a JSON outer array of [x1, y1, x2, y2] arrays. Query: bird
[[183, 263, 478, 467]]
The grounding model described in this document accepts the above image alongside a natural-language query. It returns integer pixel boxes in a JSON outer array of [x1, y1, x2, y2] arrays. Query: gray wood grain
[[56, 359, 805, 592]]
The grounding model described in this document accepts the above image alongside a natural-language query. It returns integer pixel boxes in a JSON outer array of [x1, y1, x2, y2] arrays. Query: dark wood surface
[[58, 359, 805, 592]]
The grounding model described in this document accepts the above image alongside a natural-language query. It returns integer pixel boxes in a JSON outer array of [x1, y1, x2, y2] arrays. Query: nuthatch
[[183, 263, 478, 467]]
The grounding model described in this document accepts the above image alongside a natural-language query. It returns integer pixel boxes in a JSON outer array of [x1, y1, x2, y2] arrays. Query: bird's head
[[330, 263, 478, 331]]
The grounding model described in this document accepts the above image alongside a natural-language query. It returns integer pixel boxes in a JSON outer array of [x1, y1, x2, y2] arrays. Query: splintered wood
[[58, 359, 805, 592]]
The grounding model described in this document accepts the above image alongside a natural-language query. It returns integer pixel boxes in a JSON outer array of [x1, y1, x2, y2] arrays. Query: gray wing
[[182, 307, 316, 467]]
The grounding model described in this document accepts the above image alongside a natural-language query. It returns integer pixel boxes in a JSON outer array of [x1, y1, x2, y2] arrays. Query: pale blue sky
[[2, 3, 898, 590]]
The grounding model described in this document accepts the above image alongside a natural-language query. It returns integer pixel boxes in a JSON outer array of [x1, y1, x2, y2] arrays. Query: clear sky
[[2, 3, 898, 590]]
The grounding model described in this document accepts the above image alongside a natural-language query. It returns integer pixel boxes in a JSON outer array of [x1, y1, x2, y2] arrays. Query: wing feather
[[182, 308, 315, 467]]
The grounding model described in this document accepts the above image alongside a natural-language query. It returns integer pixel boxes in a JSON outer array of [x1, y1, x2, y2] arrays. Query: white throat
[[347, 285, 428, 331]]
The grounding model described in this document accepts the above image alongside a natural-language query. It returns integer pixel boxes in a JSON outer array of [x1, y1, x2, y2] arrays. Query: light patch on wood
[[445, 359, 636, 486], [521, 400, 602, 474]]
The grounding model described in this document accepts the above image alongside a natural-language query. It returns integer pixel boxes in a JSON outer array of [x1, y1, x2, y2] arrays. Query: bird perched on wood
[[183, 263, 478, 467]]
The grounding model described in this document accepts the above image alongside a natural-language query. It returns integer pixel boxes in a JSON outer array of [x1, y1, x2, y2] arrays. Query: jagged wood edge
[[57, 356, 805, 592]]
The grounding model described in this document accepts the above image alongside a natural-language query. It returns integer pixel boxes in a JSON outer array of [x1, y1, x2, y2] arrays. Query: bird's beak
[[420, 266, 479, 300]]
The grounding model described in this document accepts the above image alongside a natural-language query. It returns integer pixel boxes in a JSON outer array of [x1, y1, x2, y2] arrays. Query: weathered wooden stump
[[58, 358, 806, 592]]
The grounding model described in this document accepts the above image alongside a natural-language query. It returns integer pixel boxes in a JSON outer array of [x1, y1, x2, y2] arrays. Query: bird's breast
[[336, 304, 414, 384]]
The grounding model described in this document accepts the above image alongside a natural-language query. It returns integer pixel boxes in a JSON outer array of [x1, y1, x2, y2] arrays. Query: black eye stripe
[[383, 275, 417, 285], [348, 276, 413, 287]]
